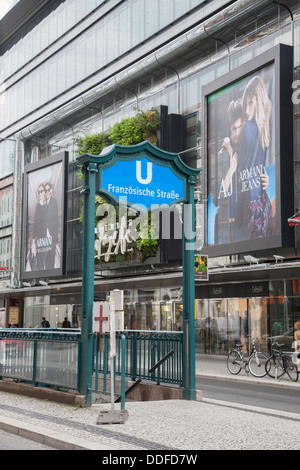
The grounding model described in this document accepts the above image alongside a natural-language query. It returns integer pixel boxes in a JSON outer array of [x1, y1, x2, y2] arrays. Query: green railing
[[0, 328, 81, 390], [93, 330, 183, 391], [0, 329, 183, 400]]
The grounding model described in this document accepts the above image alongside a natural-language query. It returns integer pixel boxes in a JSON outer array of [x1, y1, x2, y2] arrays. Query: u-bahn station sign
[[92, 142, 192, 261], [101, 153, 184, 208], [98, 142, 186, 209], [77, 141, 201, 402]]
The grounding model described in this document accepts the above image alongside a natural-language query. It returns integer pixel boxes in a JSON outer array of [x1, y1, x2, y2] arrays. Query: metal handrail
[[92, 331, 183, 389], [0, 328, 81, 342]]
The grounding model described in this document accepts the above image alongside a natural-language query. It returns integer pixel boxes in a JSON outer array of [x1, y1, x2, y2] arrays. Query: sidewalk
[[196, 354, 300, 389], [0, 355, 299, 450]]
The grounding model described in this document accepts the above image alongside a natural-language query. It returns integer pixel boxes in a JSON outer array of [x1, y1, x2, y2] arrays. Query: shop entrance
[[195, 297, 268, 355]]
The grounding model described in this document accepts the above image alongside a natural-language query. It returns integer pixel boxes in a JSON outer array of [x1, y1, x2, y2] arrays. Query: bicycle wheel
[[265, 355, 285, 379], [227, 350, 242, 375], [248, 352, 268, 378], [285, 355, 299, 382]]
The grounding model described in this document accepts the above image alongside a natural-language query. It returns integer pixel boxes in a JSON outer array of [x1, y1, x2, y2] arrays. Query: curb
[[0, 415, 99, 450], [196, 372, 300, 390], [203, 397, 300, 421]]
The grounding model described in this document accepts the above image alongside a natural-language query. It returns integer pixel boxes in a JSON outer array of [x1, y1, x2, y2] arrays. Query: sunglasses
[[38, 189, 45, 194], [45, 188, 51, 193]]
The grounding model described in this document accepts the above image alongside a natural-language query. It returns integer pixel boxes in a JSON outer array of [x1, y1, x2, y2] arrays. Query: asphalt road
[[0, 429, 56, 450], [197, 377, 300, 414]]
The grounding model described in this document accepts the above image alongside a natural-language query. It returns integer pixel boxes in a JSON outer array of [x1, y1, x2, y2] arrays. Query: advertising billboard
[[202, 44, 294, 257], [195, 255, 208, 281], [22, 152, 68, 279]]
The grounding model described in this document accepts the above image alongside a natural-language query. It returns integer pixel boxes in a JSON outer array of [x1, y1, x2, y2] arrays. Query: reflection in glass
[[195, 296, 268, 355], [161, 302, 172, 331], [248, 297, 268, 354]]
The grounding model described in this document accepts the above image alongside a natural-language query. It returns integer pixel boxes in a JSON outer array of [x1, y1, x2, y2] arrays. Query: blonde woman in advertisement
[[238, 75, 273, 238]]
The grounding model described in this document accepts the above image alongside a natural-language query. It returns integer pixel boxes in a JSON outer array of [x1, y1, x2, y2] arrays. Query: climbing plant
[[76, 109, 160, 154], [77, 109, 160, 263]]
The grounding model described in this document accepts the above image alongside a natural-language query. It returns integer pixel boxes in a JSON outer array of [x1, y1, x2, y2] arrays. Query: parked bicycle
[[265, 340, 298, 382], [227, 337, 268, 378]]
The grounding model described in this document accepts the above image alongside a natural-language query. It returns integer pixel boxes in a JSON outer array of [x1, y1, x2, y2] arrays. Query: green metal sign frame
[[77, 141, 201, 405]]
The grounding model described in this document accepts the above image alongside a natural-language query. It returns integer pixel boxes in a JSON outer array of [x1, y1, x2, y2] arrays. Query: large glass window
[[24, 296, 50, 328], [24, 296, 81, 328], [0, 236, 11, 272], [248, 298, 268, 349], [268, 281, 300, 351], [0, 185, 13, 227], [195, 299, 209, 353], [121, 288, 183, 331], [0, 0, 208, 131], [0, 0, 107, 81], [160, 302, 173, 331], [124, 300, 182, 332], [0, 185, 13, 278], [195, 297, 268, 355], [0, 142, 14, 179]]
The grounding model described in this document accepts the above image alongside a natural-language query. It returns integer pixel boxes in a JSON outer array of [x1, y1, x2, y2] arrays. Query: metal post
[[182, 176, 196, 400], [121, 334, 126, 411], [80, 162, 97, 406], [131, 333, 137, 380], [32, 340, 37, 383], [110, 355, 115, 412], [95, 334, 99, 391], [103, 334, 108, 392]]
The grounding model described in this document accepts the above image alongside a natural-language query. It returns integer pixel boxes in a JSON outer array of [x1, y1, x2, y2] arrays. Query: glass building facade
[[0, 0, 299, 354]]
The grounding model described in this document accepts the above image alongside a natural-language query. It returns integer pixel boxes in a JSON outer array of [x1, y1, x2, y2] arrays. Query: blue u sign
[[101, 157, 184, 208]]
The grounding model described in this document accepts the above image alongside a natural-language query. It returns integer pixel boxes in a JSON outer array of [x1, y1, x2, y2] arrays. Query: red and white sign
[[93, 302, 109, 334]]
